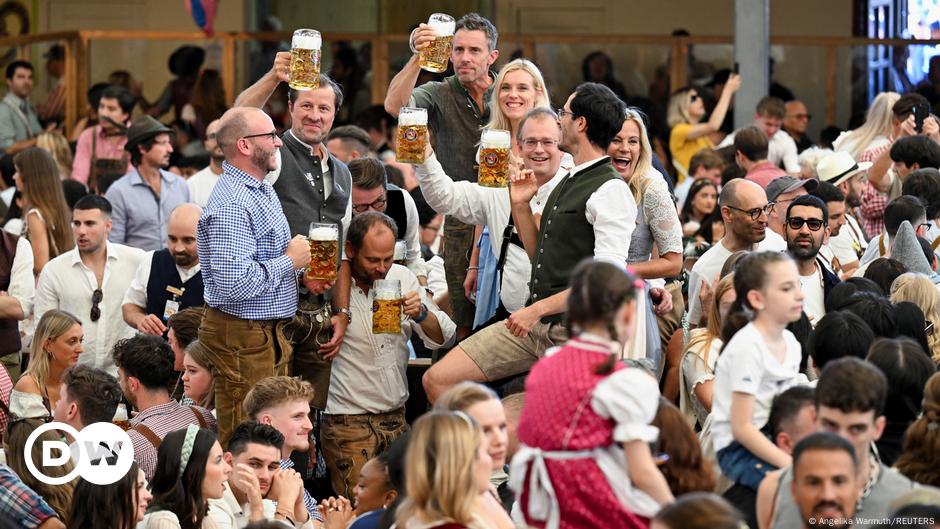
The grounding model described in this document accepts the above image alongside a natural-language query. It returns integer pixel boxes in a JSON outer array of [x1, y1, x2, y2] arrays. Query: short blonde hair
[[890, 272, 940, 360], [243, 376, 314, 419], [667, 87, 696, 128], [434, 381, 498, 412], [396, 412, 484, 528]]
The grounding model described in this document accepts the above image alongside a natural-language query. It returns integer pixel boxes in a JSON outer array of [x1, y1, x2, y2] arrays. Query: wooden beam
[[826, 45, 837, 125], [222, 36, 236, 107]]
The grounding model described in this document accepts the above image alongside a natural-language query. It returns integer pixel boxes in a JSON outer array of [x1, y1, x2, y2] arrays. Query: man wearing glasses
[[197, 106, 317, 446], [784, 195, 840, 325], [105, 116, 191, 251], [686, 179, 784, 327], [35, 194, 145, 375], [766, 175, 818, 239], [413, 107, 570, 323]]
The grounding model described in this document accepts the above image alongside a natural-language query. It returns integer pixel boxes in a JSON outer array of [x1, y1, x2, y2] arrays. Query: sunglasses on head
[[786, 217, 825, 231]]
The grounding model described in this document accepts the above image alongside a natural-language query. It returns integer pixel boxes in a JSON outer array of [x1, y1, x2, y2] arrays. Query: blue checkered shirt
[[280, 458, 323, 521], [198, 162, 298, 319]]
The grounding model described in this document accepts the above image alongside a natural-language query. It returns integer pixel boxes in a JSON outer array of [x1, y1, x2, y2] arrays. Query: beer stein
[[289, 29, 322, 90], [419, 13, 456, 73], [372, 279, 403, 334], [478, 129, 511, 187], [307, 222, 339, 281], [396, 107, 429, 164]]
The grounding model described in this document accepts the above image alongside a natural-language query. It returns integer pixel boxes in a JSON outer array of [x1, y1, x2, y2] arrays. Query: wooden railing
[[2, 30, 940, 134]]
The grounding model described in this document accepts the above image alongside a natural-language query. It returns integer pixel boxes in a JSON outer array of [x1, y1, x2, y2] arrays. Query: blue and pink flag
[[186, 0, 218, 36]]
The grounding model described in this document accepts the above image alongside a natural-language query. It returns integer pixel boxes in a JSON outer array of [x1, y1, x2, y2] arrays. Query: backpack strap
[[189, 406, 208, 429], [132, 423, 163, 450]]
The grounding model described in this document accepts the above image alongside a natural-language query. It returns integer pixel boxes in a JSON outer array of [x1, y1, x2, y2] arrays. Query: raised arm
[[683, 74, 741, 141], [235, 52, 291, 108], [415, 149, 494, 226], [508, 165, 540, 260], [384, 25, 437, 117]]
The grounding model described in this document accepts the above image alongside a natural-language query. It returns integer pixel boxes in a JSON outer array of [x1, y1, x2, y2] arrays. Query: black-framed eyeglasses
[[521, 138, 559, 149], [786, 217, 825, 232], [919, 222, 933, 233], [90, 288, 103, 322], [725, 203, 774, 221], [352, 196, 388, 214], [242, 130, 278, 142], [555, 108, 573, 119]]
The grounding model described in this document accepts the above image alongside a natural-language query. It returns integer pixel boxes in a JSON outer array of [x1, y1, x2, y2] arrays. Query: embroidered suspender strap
[[189, 406, 208, 429], [932, 234, 940, 251], [132, 424, 163, 450]]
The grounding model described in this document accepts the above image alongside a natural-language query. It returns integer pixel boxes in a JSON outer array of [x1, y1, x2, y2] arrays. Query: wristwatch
[[414, 303, 430, 323], [334, 307, 352, 324]]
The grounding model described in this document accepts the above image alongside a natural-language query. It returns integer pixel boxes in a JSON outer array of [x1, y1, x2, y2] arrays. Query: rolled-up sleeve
[[586, 178, 636, 266]]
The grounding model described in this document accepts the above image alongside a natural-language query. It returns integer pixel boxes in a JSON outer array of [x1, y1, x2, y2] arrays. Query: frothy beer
[[372, 280, 402, 334], [289, 30, 322, 91], [396, 107, 428, 164], [419, 14, 456, 73], [478, 129, 511, 188], [394, 240, 407, 265], [307, 225, 338, 281]]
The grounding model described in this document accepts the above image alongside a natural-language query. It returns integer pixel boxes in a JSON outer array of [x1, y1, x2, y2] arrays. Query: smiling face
[[135, 468, 152, 522], [518, 115, 563, 180], [260, 399, 313, 455], [608, 119, 642, 180], [201, 441, 231, 500], [290, 87, 337, 146], [353, 458, 393, 513], [498, 69, 540, 124]]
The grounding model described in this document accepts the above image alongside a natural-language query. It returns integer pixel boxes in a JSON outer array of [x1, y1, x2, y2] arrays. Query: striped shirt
[[128, 400, 217, 481], [198, 161, 299, 320], [280, 458, 323, 522]]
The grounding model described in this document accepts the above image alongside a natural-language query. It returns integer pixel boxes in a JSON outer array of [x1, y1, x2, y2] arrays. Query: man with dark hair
[[783, 100, 815, 153], [326, 125, 373, 163], [209, 421, 312, 528], [756, 358, 926, 529], [860, 92, 937, 237], [352, 104, 395, 158], [187, 118, 224, 207], [52, 364, 122, 462], [859, 195, 929, 270], [812, 180, 849, 274], [902, 167, 940, 260], [720, 96, 800, 174], [674, 148, 724, 207], [790, 432, 861, 529], [385, 12, 501, 337], [891, 136, 940, 185], [423, 83, 636, 402], [326, 212, 452, 497], [349, 157, 426, 284], [785, 194, 839, 323], [734, 126, 786, 188], [105, 116, 190, 250], [35, 195, 144, 373], [113, 334, 216, 480], [71, 84, 136, 189], [808, 310, 875, 370], [0, 60, 43, 156], [197, 106, 314, 447], [235, 59, 353, 411]]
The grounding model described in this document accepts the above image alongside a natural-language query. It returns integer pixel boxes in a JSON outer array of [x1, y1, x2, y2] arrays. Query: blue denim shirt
[[105, 167, 191, 251]]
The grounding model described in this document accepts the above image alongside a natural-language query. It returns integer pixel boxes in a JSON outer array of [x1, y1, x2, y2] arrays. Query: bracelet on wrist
[[414, 303, 430, 323], [467, 266, 480, 271]]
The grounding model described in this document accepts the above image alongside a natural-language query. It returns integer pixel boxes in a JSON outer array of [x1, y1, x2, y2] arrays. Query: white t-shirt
[[710, 322, 803, 452], [829, 214, 868, 267], [799, 266, 826, 325]]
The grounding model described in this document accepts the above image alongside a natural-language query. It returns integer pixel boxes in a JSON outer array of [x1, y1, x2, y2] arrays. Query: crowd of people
[[0, 11, 939, 529]]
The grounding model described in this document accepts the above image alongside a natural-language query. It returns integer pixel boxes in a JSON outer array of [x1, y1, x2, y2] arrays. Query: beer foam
[[428, 19, 456, 35], [398, 108, 428, 127], [292, 34, 321, 50], [309, 227, 337, 240], [375, 289, 401, 301], [481, 129, 511, 148]]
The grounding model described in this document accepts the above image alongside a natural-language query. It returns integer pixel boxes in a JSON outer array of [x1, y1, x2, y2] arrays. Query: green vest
[[528, 158, 621, 323]]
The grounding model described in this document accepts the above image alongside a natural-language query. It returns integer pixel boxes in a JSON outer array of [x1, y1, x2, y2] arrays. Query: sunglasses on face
[[91, 288, 103, 322], [786, 217, 825, 231]]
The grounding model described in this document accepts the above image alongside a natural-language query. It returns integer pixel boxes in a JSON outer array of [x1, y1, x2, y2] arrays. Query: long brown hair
[[4, 418, 76, 523], [16, 147, 74, 257], [895, 372, 940, 487], [651, 398, 716, 494]]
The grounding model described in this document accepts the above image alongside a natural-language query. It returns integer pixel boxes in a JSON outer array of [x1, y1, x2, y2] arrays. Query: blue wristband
[[413, 303, 429, 323]]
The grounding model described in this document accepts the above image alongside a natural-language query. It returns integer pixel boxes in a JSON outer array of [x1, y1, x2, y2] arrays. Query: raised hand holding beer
[[418, 14, 456, 73], [271, 51, 291, 83], [411, 24, 437, 53], [287, 235, 310, 270]]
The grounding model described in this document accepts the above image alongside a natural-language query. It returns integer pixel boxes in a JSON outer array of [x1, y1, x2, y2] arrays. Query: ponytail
[[718, 251, 792, 351]]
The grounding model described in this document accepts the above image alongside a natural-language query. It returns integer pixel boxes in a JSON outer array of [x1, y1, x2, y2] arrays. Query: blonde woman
[[435, 382, 512, 511], [397, 411, 495, 529], [13, 147, 75, 275], [11, 309, 83, 418], [890, 272, 940, 362], [832, 91, 900, 159], [483, 59, 552, 157], [667, 75, 740, 179], [679, 273, 736, 429], [36, 131, 74, 179]]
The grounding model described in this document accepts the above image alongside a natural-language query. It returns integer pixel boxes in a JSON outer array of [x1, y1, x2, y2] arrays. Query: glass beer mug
[[396, 107, 428, 164], [289, 29, 322, 91], [394, 240, 408, 265], [372, 279, 403, 334], [419, 13, 456, 73], [478, 129, 511, 187], [307, 222, 339, 281]]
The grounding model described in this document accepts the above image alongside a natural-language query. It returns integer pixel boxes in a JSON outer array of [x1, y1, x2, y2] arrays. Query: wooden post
[[64, 38, 77, 137], [372, 35, 388, 105], [222, 35, 236, 106], [826, 44, 836, 126]]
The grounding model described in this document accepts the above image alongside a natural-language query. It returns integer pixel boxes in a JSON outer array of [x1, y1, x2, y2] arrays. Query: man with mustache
[[817, 151, 871, 277], [789, 432, 861, 529], [122, 203, 204, 336], [783, 195, 839, 325], [187, 118, 224, 207]]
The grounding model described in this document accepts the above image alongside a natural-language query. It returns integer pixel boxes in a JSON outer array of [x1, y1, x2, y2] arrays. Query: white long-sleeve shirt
[[35, 242, 144, 374], [325, 265, 455, 415], [415, 152, 569, 311]]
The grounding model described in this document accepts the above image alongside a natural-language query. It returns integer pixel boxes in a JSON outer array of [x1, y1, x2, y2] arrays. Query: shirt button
[[537, 264, 541, 269], [540, 249, 544, 254], [533, 279, 538, 284]]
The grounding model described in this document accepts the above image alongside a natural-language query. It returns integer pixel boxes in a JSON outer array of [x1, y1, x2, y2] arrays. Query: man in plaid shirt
[[0, 465, 62, 529]]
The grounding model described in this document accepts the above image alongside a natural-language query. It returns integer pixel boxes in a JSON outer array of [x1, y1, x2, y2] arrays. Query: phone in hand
[[733, 62, 740, 74], [913, 103, 929, 134]]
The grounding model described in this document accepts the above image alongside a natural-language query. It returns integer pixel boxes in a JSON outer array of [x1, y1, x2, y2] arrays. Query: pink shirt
[[70, 125, 132, 185], [745, 161, 787, 189]]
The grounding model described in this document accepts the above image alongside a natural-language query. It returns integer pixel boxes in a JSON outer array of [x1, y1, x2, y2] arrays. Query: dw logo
[[24, 422, 134, 485]]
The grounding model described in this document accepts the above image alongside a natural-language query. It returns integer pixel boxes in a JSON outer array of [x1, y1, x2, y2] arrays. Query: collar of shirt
[[128, 167, 177, 187], [534, 166, 568, 206], [2, 93, 28, 108], [130, 400, 181, 426], [287, 130, 331, 174], [69, 241, 121, 269], [447, 71, 497, 117], [222, 161, 271, 190], [568, 155, 610, 177]]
